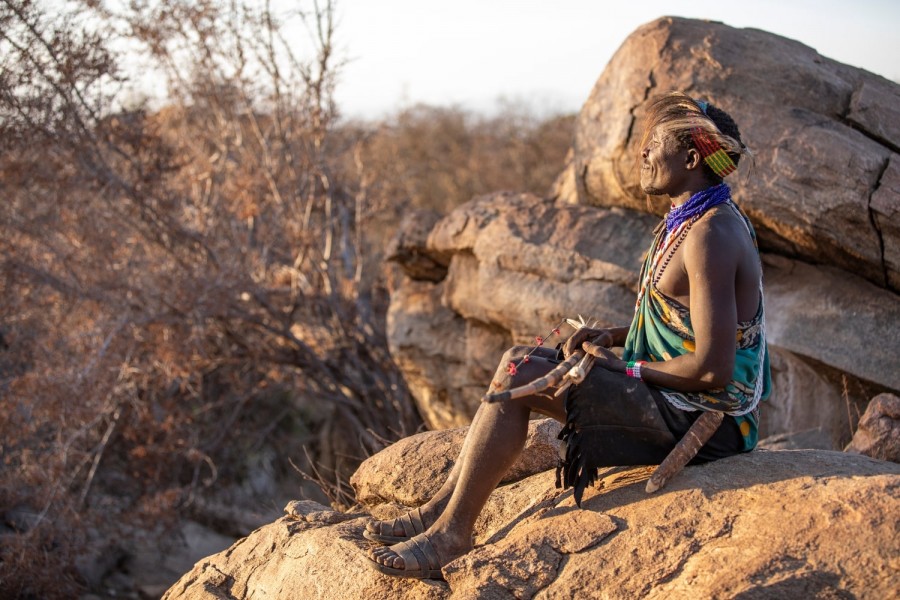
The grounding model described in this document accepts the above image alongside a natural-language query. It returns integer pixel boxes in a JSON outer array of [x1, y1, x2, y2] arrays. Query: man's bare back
[[655, 205, 762, 325]]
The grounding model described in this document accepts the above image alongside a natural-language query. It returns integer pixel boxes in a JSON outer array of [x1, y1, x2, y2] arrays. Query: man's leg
[[370, 346, 566, 571], [366, 345, 561, 539]]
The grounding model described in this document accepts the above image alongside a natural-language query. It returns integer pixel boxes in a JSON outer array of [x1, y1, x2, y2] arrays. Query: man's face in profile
[[640, 126, 688, 196]]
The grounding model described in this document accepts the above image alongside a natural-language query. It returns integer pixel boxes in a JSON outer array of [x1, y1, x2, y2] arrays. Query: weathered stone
[[463, 320, 510, 387], [847, 80, 900, 151], [386, 278, 481, 429], [761, 347, 867, 449], [284, 500, 361, 525], [429, 192, 652, 298], [431, 192, 654, 336], [128, 520, 237, 599], [164, 449, 900, 600], [388, 191, 900, 439], [444, 509, 618, 599], [845, 393, 900, 463], [762, 254, 900, 392], [758, 427, 833, 451], [386, 208, 448, 282], [569, 16, 899, 291], [350, 418, 562, 508], [872, 154, 900, 289], [386, 192, 659, 426], [162, 516, 448, 600]]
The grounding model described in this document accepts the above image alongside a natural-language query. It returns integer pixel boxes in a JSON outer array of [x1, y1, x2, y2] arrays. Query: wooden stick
[[554, 353, 595, 397], [645, 410, 724, 493], [481, 351, 584, 403]]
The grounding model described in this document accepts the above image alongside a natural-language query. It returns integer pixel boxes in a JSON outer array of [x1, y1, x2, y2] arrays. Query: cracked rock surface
[[567, 16, 900, 292], [388, 190, 900, 439]]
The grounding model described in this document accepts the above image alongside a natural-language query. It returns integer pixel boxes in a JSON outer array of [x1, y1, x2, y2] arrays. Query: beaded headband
[[690, 127, 737, 178]]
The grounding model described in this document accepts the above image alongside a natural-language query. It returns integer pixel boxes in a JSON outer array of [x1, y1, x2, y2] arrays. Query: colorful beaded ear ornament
[[690, 127, 737, 178]]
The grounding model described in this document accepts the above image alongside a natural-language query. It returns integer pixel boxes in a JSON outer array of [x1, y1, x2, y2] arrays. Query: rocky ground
[[162, 419, 900, 599]]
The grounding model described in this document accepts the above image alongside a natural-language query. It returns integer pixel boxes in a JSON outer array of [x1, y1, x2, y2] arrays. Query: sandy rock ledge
[[164, 438, 900, 600]]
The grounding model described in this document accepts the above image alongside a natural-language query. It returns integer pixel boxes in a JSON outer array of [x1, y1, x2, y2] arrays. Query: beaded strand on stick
[[482, 316, 598, 403]]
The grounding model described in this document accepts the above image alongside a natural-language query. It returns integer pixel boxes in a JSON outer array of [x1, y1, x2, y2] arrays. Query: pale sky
[[331, 0, 900, 120]]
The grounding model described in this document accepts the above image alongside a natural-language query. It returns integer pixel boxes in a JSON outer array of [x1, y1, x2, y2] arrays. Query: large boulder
[[761, 254, 900, 392], [164, 433, 900, 599], [385, 18, 900, 437], [428, 191, 651, 337], [350, 418, 562, 508], [388, 191, 900, 445], [387, 278, 486, 429], [387, 192, 658, 430], [566, 17, 900, 293], [845, 393, 900, 462]]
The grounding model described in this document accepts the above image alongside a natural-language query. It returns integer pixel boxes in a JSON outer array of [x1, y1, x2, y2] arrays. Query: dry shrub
[[347, 104, 574, 259], [0, 0, 417, 595], [0, 0, 574, 595]]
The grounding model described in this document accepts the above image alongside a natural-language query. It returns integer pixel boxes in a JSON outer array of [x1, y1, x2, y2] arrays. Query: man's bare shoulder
[[684, 206, 752, 258]]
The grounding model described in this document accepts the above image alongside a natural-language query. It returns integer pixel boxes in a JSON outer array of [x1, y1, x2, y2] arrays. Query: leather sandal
[[363, 506, 426, 544], [365, 532, 445, 580]]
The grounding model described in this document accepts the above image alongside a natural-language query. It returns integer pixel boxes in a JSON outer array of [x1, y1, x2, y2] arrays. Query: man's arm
[[584, 215, 739, 392]]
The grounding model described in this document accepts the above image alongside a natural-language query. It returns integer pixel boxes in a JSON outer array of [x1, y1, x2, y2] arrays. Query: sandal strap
[[410, 507, 426, 535], [393, 533, 441, 572], [398, 507, 425, 537], [369, 506, 426, 538], [403, 538, 428, 571], [417, 533, 441, 569]]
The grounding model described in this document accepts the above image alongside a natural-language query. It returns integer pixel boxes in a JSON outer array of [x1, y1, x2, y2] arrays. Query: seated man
[[365, 92, 771, 580]]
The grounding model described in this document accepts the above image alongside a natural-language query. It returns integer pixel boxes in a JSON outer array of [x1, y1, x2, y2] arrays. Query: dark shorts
[[556, 361, 744, 505]]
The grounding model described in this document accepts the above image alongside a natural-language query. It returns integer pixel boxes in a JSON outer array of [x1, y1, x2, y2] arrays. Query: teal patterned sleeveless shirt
[[623, 200, 771, 451]]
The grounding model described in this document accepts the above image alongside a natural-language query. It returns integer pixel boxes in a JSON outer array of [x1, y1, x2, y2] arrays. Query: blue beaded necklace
[[666, 183, 732, 233]]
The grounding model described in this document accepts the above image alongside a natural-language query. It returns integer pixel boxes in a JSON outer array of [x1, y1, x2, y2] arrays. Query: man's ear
[[685, 148, 702, 170]]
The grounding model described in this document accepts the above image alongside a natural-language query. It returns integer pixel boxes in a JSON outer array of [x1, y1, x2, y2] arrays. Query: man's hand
[[582, 339, 626, 373], [563, 327, 614, 358]]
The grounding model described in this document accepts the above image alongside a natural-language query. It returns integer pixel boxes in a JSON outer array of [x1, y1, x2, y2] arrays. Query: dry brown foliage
[[0, 0, 573, 596], [346, 105, 574, 258]]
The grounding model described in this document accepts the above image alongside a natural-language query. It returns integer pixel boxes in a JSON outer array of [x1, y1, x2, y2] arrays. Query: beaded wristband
[[625, 360, 647, 380], [633, 360, 645, 380]]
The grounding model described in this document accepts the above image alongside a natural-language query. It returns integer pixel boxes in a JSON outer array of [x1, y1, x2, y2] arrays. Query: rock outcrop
[[387, 194, 659, 428], [845, 393, 900, 462], [386, 17, 900, 444], [566, 16, 900, 292], [389, 192, 900, 446], [164, 424, 900, 599]]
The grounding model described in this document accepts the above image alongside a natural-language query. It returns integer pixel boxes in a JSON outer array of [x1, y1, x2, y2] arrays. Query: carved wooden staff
[[482, 348, 724, 493], [644, 409, 723, 493], [481, 350, 587, 403]]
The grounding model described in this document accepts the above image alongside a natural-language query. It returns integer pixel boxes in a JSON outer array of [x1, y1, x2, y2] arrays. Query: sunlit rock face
[[845, 393, 900, 462], [386, 17, 900, 443], [566, 16, 900, 293], [163, 432, 900, 599]]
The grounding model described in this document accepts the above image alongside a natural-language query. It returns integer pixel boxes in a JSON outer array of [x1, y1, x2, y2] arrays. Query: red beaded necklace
[[633, 216, 697, 313]]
